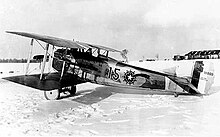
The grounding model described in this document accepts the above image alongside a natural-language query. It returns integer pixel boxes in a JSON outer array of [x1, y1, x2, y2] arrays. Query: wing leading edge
[[6, 31, 85, 49], [6, 31, 121, 52]]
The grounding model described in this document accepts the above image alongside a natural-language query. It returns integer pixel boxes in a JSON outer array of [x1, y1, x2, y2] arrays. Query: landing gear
[[44, 85, 76, 100], [44, 89, 61, 100], [69, 85, 76, 95], [174, 92, 179, 97]]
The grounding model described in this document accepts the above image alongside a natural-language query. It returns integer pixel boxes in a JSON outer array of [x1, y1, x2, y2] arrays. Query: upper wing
[[6, 31, 121, 52], [77, 42, 121, 52], [6, 31, 85, 49]]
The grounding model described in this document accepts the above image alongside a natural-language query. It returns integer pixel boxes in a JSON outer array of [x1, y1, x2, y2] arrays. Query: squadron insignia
[[123, 70, 136, 85]]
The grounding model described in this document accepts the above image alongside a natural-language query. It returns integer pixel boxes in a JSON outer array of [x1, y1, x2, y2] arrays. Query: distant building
[[173, 55, 185, 61], [139, 59, 156, 62], [173, 50, 220, 60]]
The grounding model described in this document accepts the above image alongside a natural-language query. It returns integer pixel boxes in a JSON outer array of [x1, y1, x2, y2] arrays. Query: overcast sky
[[1, 0, 220, 60]]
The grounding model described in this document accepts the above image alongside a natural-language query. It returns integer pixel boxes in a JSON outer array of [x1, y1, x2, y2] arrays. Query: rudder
[[190, 61, 214, 95]]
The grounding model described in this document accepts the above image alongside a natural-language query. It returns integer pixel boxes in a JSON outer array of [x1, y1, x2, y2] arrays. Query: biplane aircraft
[[3, 31, 215, 100]]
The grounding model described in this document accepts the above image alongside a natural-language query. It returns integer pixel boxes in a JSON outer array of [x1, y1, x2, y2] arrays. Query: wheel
[[174, 92, 179, 97], [44, 89, 60, 100], [69, 85, 76, 95]]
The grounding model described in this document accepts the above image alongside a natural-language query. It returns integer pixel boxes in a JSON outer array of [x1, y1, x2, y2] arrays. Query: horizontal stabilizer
[[168, 75, 201, 94]]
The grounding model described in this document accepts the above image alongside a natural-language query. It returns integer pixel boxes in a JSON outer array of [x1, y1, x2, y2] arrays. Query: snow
[[0, 62, 220, 136]]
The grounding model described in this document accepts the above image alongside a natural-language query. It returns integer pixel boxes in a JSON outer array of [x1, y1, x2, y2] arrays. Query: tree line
[[0, 58, 39, 63]]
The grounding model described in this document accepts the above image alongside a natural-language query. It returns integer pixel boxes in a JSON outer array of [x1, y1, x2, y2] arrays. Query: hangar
[[173, 50, 220, 60]]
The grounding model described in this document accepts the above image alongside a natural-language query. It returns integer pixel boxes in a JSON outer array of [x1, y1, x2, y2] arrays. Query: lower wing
[[2, 72, 86, 91]]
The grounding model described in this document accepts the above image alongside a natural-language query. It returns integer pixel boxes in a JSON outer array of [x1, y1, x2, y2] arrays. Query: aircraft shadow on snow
[[59, 86, 195, 105]]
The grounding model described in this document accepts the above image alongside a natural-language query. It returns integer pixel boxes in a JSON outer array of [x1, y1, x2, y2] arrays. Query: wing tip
[[5, 31, 20, 35], [5, 31, 13, 33]]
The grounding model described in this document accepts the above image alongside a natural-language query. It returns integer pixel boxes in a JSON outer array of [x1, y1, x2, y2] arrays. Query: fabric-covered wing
[[77, 42, 121, 52], [6, 31, 85, 49], [2, 72, 86, 91], [6, 31, 121, 52]]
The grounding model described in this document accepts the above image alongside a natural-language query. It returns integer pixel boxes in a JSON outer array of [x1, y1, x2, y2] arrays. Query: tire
[[44, 89, 60, 100], [174, 92, 179, 97], [69, 85, 76, 95]]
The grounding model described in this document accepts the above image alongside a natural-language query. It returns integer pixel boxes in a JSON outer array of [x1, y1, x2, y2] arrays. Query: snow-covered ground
[[0, 62, 220, 136]]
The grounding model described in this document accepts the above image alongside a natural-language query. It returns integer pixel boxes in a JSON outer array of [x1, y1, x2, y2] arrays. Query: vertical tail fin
[[190, 61, 214, 94]]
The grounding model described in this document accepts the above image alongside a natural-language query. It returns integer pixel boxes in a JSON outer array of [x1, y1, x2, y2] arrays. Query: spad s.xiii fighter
[[3, 31, 215, 100]]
